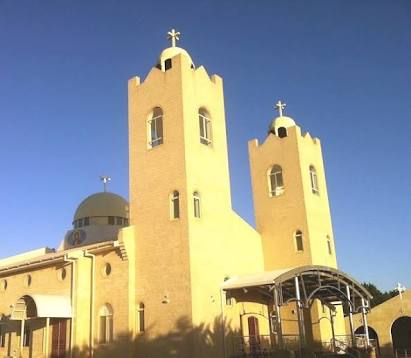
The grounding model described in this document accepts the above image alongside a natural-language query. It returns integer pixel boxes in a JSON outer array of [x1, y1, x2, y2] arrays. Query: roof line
[[0, 241, 117, 275]]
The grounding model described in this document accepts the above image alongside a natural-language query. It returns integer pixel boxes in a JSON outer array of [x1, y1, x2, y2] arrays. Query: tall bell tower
[[128, 30, 263, 357]]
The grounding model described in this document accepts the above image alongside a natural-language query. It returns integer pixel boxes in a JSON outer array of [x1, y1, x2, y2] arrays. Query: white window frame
[[148, 113, 163, 148], [310, 165, 319, 194], [199, 112, 212, 145], [269, 165, 284, 197]]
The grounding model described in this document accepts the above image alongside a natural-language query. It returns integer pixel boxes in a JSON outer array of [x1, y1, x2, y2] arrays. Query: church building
[[0, 30, 377, 358]]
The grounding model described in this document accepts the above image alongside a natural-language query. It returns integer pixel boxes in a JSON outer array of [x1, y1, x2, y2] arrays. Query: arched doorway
[[248, 316, 260, 354], [355, 326, 380, 353], [391, 316, 411, 355]]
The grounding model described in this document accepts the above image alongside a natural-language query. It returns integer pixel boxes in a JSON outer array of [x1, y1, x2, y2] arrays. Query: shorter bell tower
[[248, 102, 344, 345], [248, 101, 338, 271]]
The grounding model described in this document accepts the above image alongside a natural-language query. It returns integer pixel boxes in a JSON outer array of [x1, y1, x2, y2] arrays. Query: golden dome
[[73, 192, 129, 221]]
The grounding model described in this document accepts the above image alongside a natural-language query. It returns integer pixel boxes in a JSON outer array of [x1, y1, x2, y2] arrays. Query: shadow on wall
[[72, 316, 240, 358]]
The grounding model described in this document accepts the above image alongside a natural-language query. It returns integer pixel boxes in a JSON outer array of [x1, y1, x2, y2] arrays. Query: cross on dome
[[275, 100, 286, 117], [100, 175, 111, 192], [167, 29, 181, 48]]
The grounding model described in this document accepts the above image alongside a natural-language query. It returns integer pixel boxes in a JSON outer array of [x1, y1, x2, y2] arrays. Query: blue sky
[[0, 0, 410, 291]]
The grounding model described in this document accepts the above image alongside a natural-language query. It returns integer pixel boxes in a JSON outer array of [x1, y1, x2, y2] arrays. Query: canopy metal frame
[[222, 265, 373, 353]]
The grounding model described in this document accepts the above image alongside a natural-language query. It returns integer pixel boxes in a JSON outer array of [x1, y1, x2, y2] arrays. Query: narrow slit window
[[269, 165, 284, 196], [148, 107, 164, 148], [193, 192, 201, 218], [295, 230, 304, 251], [199, 108, 212, 145], [138, 303, 145, 333], [310, 165, 319, 194], [327, 236, 332, 255], [171, 191, 180, 219], [164, 58, 172, 70]]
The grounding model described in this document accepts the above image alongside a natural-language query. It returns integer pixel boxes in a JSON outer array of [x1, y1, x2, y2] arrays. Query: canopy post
[[294, 276, 305, 352], [361, 298, 370, 348], [273, 285, 283, 349], [20, 318, 25, 356], [346, 285, 356, 347], [329, 308, 336, 352], [45, 317, 50, 357]]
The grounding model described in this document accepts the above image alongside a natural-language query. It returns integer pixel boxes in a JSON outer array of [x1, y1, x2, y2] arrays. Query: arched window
[[309, 165, 319, 194], [193, 192, 201, 218], [99, 304, 113, 344], [137, 303, 145, 333], [295, 230, 304, 251], [148, 107, 163, 148], [171, 191, 180, 219], [277, 127, 287, 138], [198, 108, 212, 145], [326, 236, 332, 255], [269, 165, 284, 196]]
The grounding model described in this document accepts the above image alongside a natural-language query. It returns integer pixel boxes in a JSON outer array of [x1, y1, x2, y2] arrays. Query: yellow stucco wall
[[248, 123, 343, 343], [248, 125, 337, 271], [0, 263, 71, 357], [348, 290, 411, 357], [128, 52, 264, 357], [0, 41, 356, 358], [0, 243, 131, 358]]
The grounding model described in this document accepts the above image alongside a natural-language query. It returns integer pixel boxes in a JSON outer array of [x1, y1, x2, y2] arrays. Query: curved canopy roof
[[222, 265, 372, 312]]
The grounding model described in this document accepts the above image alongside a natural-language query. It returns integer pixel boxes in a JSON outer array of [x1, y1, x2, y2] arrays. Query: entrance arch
[[355, 326, 380, 352], [391, 316, 411, 353]]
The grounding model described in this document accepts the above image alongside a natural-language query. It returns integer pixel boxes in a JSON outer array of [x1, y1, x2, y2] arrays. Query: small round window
[[58, 268, 67, 281], [24, 275, 32, 287], [102, 263, 112, 277], [0, 279, 7, 292]]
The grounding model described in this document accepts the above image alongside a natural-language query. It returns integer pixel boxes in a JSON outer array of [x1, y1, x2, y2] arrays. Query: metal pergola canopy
[[222, 265, 372, 312]]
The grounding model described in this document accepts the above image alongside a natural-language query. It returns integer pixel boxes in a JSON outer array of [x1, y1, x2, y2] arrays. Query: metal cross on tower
[[275, 100, 286, 117], [167, 28, 180, 47], [100, 175, 111, 192]]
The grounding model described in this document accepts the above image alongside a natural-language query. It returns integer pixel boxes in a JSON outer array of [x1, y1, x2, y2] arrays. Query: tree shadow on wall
[[72, 316, 241, 358]]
